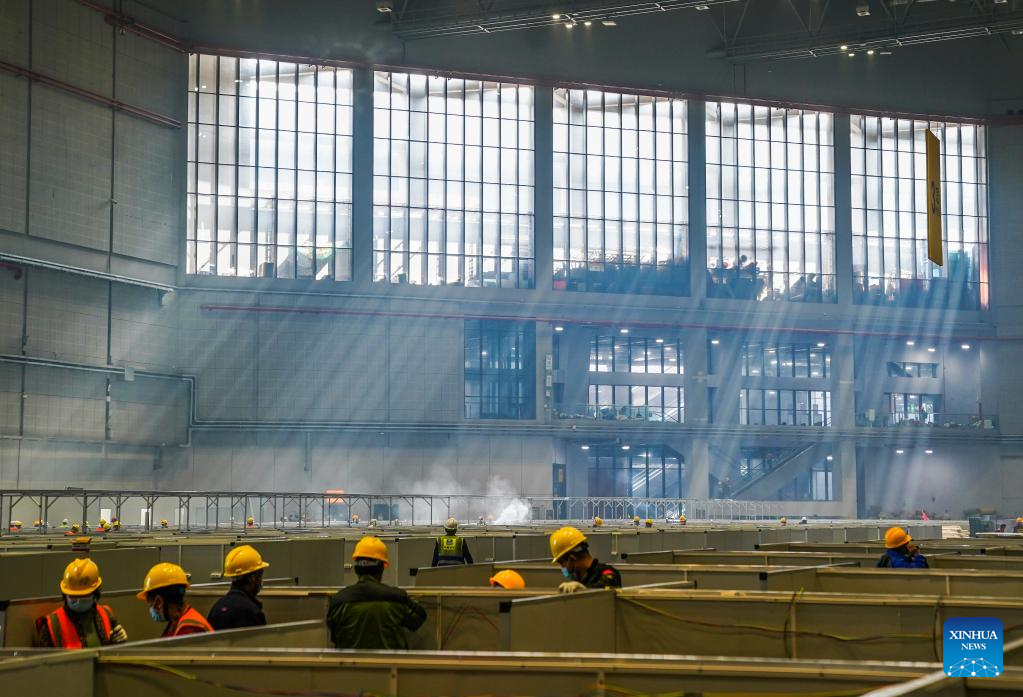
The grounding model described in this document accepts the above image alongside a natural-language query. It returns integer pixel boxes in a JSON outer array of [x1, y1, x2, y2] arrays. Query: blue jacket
[[877, 548, 929, 569]]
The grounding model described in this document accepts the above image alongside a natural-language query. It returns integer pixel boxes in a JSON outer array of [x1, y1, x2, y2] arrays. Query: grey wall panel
[[30, 0, 112, 97], [0, 75, 28, 234], [25, 269, 108, 364]]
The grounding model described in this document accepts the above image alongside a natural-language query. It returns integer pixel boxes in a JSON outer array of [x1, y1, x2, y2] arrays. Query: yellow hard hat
[[246, 516, 254, 523], [223, 544, 271, 577], [60, 558, 102, 596], [98, 519, 107, 526], [489, 569, 526, 589], [679, 514, 687, 522], [633, 515, 640, 523], [160, 519, 169, 527], [70, 524, 81, 533], [644, 519, 653, 527], [593, 516, 603, 527], [10, 520, 22, 527], [1016, 517, 1023, 524], [352, 536, 390, 567], [779, 516, 788, 524], [550, 526, 587, 563], [136, 562, 190, 600], [885, 527, 912, 549]]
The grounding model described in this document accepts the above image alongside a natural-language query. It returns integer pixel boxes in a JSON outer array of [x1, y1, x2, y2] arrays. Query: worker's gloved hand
[[110, 624, 128, 644], [558, 581, 587, 594]]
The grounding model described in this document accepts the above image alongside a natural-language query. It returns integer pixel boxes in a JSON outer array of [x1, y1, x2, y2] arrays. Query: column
[[686, 438, 710, 499], [688, 101, 707, 300], [833, 113, 854, 307], [533, 87, 554, 292], [351, 68, 374, 289]]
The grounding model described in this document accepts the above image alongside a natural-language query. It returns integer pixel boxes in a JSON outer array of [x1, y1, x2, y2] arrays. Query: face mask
[[149, 605, 167, 623], [561, 566, 572, 579], [66, 596, 94, 613]]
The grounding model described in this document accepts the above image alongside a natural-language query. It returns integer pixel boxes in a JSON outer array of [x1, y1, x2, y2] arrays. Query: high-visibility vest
[[42, 605, 114, 649], [435, 535, 465, 565], [168, 606, 214, 636]]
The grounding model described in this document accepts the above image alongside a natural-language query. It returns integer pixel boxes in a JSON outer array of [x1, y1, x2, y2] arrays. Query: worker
[[326, 536, 426, 649], [137, 562, 213, 637], [95, 519, 108, 533], [877, 527, 929, 569], [36, 559, 128, 648], [779, 516, 788, 526], [60, 518, 69, 529], [632, 515, 641, 527], [431, 517, 473, 566], [678, 514, 687, 526], [593, 516, 604, 527], [799, 516, 808, 525], [245, 516, 256, 528], [64, 523, 81, 536], [207, 545, 269, 630], [1014, 517, 1023, 533], [111, 519, 121, 532], [644, 518, 653, 528], [351, 514, 360, 524], [489, 569, 526, 589], [160, 519, 169, 528], [550, 526, 621, 593], [9, 520, 22, 532]]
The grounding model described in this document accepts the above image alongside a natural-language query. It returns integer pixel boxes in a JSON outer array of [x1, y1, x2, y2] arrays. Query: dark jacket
[[877, 547, 929, 569], [207, 588, 267, 630], [326, 576, 427, 650], [432, 535, 473, 566], [580, 559, 622, 589]]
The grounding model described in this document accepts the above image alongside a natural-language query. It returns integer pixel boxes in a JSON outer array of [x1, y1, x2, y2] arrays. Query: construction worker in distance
[[431, 517, 473, 566], [678, 514, 687, 526], [245, 516, 256, 528], [1014, 517, 1023, 534], [632, 515, 641, 527], [550, 526, 622, 593], [779, 516, 788, 526], [60, 518, 69, 529], [95, 519, 108, 533], [877, 527, 929, 569], [489, 569, 526, 589], [137, 562, 213, 637], [8, 520, 22, 532], [111, 519, 121, 532], [593, 516, 604, 527], [326, 536, 426, 649], [36, 558, 128, 648], [207, 545, 270, 630], [160, 519, 169, 528], [644, 519, 654, 528], [799, 516, 808, 525], [65, 523, 81, 536]]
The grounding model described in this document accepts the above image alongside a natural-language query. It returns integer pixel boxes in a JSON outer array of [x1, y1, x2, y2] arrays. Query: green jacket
[[326, 576, 427, 650]]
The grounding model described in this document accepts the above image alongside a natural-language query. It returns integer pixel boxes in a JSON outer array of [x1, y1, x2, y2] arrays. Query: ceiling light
[[234, 79, 240, 83], [961, 343, 970, 350], [655, 338, 664, 344], [906, 340, 915, 346], [620, 328, 629, 334], [817, 342, 826, 348], [927, 347, 936, 353], [601, 18, 617, 26], [695, 4, 710, 10], [201, 84, 207, 89], [376, 0, 393, 12], [880, 50, 893, 55], [554, 325, 564, 332], [995, 0, 1007, 4], [711, 339, 720, 345], [565, 21, 574, 28], [840, 44, 849, 50], [867, 49, 875, 55], [581, 444, 590, 450], [1013, 29, 1023, 36], [583, 20, 592, 26], [895, 449, 904, 454], [481, 351, 487, 356], [621, 445, 631, 451], [925, 449, 934, 454], [848, 52, 856, 57], [826, 455, 834, 461], [856, 3, 870, 17], [551, 12, 561, 19]]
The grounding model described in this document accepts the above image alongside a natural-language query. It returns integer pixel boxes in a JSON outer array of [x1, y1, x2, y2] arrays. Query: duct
[[0, 254, 175, 293]]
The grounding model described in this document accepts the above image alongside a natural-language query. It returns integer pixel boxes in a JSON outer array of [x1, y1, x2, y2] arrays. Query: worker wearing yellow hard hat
[[549, 526, 621, 594], [138, 562, 212, 637], [1014, 517, 1023, 534], [489, 569, 526, 589], [326, 536, 426, 650], [632, 515, 641, 527], [644, 519, 653, 528], [35, 558, 128, 648], [8, 520, 22, 532], [246, 516, 256, 528], [593, 516, 603, 527], [877, 527, 928, 569], [678, 514, 687, 526], [779, 516, 788, 526], [207, 545, 270, 630]]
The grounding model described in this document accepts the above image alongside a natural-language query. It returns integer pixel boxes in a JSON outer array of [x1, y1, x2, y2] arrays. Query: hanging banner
[[925, 129, 943, 266]]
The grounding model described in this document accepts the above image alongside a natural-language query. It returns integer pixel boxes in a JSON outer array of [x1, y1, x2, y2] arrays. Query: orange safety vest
[[42, 605, 114, 649], [167, 606, 214, 636]]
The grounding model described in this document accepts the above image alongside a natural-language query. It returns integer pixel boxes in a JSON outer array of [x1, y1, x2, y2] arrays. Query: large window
[[464, 321, 535, 419], [851, 117, 988, 309], [186, 55, 353, 279], [553, 89, 689, 294], [587, 445, 684, 498], [706, 103, 836, 302], [886, 361, 939, 378], [739, 389, 831, 426], [740, 342, 830, 378], [587, 384, 684, 423], [589, 336, 683, 374], [888, 392, 940, 424], [374, 72, 534, 287]]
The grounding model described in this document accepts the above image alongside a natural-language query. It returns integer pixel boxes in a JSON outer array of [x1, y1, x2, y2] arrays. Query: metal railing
[[857, 412, 998, 430], [554, 404, 684, 424], [0, 489, 785, 531]]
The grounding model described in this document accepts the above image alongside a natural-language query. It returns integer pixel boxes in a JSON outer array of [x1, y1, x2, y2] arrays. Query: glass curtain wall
[[373, 72, 534, 287], [587, 445, 684, 498], [589, 336, 684, 374], [851, 117, 988, 309], [740, 343, 831, 378], [706, 102, 836, 302], [587, 384, 684, 423], [739, 388, 832, 426], [553, 89, 688, 294], [186, 54, 354, 279], [464, 321, 536, 419]]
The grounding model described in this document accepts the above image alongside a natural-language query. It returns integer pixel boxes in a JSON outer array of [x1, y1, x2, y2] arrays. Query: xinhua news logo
[[943, 617, 1003, 677]]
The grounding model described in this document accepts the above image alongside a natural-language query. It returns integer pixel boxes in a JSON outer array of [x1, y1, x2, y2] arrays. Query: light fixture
[[925, 449, 934, 454], [1013, 29, 1023, 36], [621, 445, 631, 451], [376, 0, 393, 12], [867, 49, 875, 55], [840, 44, 849, 50], [880, 50, 893, 55], [906, 340, 915, 346], [711, 339, 720, 345], [895, 449, 904, 454], [848, 52, 856, 57], [695, 3, 710, 9], [856, 3, 870, 16], [583, 20, 592, 26], [581, 444, 590, 450], [565, 21, 574, 28], [817, 341, 826, 348], [826, 455, 834, 461], [655, 338, 664, 344], [620, 328, 629, 334], [551, 12, 561, 19], [234, 79, 240, 83], [554, 325, 564, 332], [601, 17, 617, 26], [927, 347, 936, 353], [201, 84, 207, 89], [481, 350, 488, 356], [961, 343, 971, 350]]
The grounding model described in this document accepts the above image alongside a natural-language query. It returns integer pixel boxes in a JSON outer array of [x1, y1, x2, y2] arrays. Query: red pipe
[[75, 0, 185, 53], [0, 60, 181, 129], [0, 262, 23, 280], [200, 303, 1009, 342]]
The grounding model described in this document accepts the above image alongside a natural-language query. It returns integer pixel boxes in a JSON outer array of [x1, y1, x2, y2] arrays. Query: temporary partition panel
[[814, 567, 1023, 598]]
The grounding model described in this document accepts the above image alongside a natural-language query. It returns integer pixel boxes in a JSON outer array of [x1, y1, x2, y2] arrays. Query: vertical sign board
[[925, 128, 944, 266]]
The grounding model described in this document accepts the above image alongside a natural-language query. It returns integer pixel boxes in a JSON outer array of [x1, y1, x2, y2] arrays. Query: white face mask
[[66, 596, 95, 613]]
